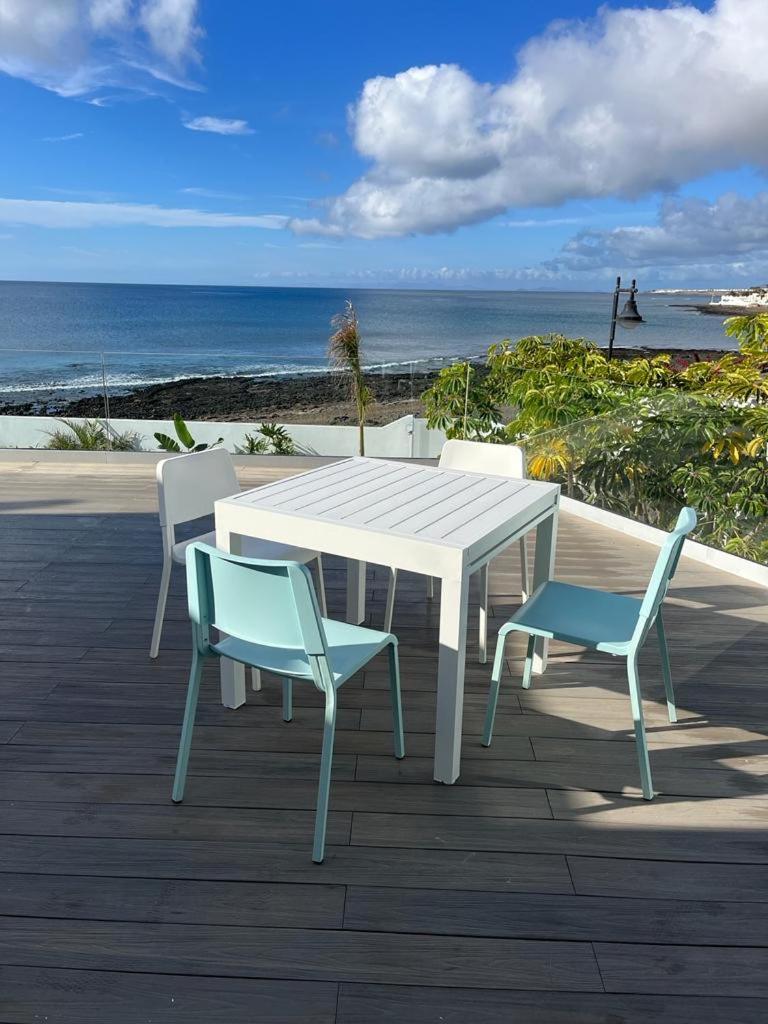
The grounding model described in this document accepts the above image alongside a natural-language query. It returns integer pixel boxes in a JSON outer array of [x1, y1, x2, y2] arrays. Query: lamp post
[[608, 276, 644, 359]]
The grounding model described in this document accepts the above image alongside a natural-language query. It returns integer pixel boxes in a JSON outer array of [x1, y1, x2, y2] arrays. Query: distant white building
[[709, 287, 768, 309]]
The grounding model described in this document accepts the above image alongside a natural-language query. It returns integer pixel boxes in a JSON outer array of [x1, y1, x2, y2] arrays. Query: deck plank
[[0, 872, 345, 929], [351, 811, 768, 862], [0, 835, 574, 892], [568, 855, 768, 902], [0, 966, 338, 1024], [344, 885, 768, 945], [0, 917, 603, 991], [595, 943, 768, 997], [0, 770, 553, 819], [336, 984, 768, 1024]]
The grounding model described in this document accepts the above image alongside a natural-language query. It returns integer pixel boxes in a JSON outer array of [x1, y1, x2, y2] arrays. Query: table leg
[[215, 525, 247, 709], [434, 572, 470, 784], [346, 559, 366, 625], [477, 563, 489, 665], [531, 503, 559, 674]]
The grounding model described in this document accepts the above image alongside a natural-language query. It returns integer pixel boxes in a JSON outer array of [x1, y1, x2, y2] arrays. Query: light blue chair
[[483, 508, 697, 800], [172, 542, 405, 863]]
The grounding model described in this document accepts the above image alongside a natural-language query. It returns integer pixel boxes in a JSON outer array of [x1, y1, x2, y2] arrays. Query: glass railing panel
[[0, 345, 482, 457], [95, 350, 471, 457], [521, 391, 768, 565], [0, 348, 110, 451]]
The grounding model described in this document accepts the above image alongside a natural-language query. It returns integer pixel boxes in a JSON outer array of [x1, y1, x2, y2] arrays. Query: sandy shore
[[0, 347, 730, 426]]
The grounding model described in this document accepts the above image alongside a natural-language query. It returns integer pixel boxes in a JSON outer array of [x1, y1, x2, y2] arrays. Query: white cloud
[[138, 0, 201, 67], [315, 131, 339, 148], [504, 217, 583, 229], [89, 0, 131, 31], [42, 132, 84, 142], [290, 0, 768, 238], [0, 0, 202, 98], [181, 186, 249, 200], [183, 116, 253, 136], [0, 196, 287, 229], [252, 265, 563, 288], [39, 186, 121, 200], [550, 192, 768, 273]]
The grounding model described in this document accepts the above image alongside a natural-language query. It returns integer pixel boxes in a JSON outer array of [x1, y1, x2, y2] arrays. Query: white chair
[[150, 448, 327, 661], [383, 439, 529, 662]]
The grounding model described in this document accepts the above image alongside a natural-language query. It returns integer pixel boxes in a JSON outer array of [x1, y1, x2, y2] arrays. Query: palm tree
[[329, 300, 372, 456]]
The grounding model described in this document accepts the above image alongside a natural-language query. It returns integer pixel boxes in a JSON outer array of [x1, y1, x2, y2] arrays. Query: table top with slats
[[218, 458, 559, 556]]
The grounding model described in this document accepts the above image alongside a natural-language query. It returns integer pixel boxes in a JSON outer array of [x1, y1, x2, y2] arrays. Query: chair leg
[[627, 653, 654, 800], [315, 555, 328, 618], [388, 643, 405, 759], [482, 629, 510, 746], [656, 614, 677, 724], [251, 668, 262, 691], [384, 568, 397, 633], [313, 686, 337, 864], [172, 650, 204, 803], [521, 635, 535, 690], [282, 677, 293, 722], [149, 555, 172, 659], [478, 564, 489, 665], [519, 537, 530, 602]]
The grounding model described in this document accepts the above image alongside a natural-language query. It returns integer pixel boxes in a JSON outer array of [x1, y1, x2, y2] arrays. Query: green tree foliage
[[724, 312, 768, 356], [423, 322, 768, 564], [422, 362, 501, 440]]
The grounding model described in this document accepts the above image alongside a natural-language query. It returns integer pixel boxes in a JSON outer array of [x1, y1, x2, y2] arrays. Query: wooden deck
[[0, 457, 767, 1023]]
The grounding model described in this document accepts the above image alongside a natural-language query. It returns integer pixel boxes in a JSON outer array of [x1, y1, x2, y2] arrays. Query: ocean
[[0, 280, 735, 402]]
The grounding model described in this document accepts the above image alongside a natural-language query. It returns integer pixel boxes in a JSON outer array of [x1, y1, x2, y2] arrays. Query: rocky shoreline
[[0, 346, 731, 426], [672, 302, 765, 316]]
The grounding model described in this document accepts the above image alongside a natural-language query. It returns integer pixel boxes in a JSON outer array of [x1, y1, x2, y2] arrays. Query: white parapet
[[561, 495, 768, 590], [0, 413, 447, 460]]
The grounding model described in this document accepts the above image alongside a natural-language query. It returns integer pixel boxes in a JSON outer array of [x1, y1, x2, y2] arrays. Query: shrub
[[154, 413, 222, 453], [237, 422, 296, 455], [45, 418, 138, 451]]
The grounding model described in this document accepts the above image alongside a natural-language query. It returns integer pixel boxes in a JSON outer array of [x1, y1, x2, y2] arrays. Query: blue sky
[[1, 0, 767, 289]]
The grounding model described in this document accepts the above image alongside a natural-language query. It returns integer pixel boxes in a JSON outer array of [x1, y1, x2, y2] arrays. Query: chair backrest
[[186, 542, 327, 658], [634, 507, 697, 641], [439, 439, 526, 479], [156, 448, 239, 535]]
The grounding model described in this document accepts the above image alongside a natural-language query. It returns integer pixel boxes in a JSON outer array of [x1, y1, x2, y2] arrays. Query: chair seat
[[212, 618, 393, 686], [172, 530, 316, 566], [506, 581, 642, 653]]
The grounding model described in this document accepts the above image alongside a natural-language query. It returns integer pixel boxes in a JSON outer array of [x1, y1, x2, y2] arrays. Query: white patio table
[[214, 456, 560, 784]]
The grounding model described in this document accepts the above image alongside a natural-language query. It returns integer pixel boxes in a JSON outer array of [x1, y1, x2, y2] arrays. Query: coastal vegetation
[[154, 413, 223, 453], [45, 418, 138, 452], [155, 414, 297, 455], [423, 315, 768, 563], [329, 300, 372, 456], [237, 422, 296, 455]]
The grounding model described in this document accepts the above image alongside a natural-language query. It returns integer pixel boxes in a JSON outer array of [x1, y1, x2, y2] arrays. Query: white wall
[[0, 413, 447, 459], [561, 495, 768, 589]]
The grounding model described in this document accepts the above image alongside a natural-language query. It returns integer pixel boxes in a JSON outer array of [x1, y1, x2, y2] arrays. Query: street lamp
[[608, 276, 644, 359]]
